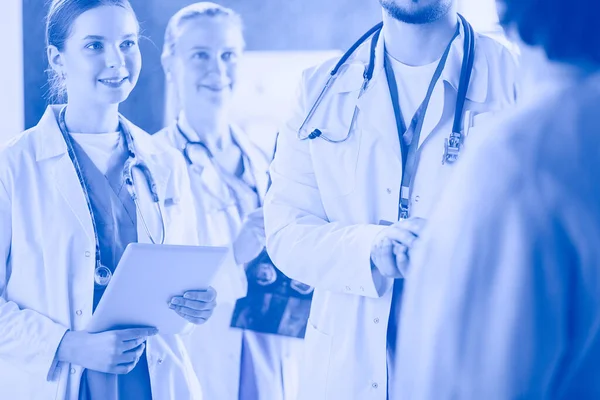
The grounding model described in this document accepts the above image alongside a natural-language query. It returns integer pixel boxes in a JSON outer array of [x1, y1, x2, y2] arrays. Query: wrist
[[56, 330, 75, 363]]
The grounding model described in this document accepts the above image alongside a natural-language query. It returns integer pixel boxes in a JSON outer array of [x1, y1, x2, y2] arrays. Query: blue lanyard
[[383, 23, 463, 220]]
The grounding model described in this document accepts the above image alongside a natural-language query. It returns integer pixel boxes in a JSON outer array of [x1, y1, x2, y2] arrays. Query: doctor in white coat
[[0, 1, 216, 399], [264, 0, 518, 398], [156, 3, 302, 399]]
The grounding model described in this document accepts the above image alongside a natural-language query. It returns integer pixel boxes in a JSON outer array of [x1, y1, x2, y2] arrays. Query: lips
[[199, 84, 230, 92], [98, 77, 129, 88]]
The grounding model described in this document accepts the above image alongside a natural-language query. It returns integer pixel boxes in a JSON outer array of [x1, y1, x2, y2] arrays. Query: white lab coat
[[264, 21, 518, 400], [394, 65, 600, 399], [155, 122, 302, 400], [0, 106, 203, 400]]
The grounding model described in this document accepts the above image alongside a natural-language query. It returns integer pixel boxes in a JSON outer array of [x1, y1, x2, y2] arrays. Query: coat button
[[157, 358, 163, 364], [373, 318, 379, 324], [386, 188, 392, 194], [84, 251, 91, 257], [345, 286, 351, 291], [75, 310, 82, 316], [372, 382, 379, 389], [70, 368, 76, 374], [414, 195, 421, 203]]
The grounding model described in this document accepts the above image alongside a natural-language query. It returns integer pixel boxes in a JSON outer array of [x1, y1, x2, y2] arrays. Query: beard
[[379, 0, 453, 24]]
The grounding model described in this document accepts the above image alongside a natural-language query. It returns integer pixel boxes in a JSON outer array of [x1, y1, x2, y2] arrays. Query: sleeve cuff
[[344, 224, 393, 298], [45, 326, 69, 382]]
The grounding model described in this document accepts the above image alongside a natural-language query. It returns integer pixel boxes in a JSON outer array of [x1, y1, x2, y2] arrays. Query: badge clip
[[443, 131, 463, 165]]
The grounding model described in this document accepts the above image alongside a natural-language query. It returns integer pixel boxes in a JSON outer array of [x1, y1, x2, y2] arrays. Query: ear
[[47, 45, 65, 76]]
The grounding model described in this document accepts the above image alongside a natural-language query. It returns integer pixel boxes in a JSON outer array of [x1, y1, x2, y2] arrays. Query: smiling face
[[167, 15, 244, 114], [47, 5, 141, 107]]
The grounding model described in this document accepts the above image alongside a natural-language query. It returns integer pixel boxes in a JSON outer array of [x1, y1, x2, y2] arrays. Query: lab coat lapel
[[35, 106, 95, 241], [356, 72, 403, 165], [419, 21, 490, 147], [350, 30, 403, 170], [53, 153, 95, 241], [417, 80, 446, 148]]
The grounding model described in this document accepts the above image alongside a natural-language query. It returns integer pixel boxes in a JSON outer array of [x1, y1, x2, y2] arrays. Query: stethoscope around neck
[[297, 14, 475, 164], [57, 106, 166, 287]]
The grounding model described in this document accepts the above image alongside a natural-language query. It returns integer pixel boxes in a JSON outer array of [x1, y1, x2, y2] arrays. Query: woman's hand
[[169, 287, 217, 325], [233, 207, 266, 265], [56, 327, 158, 374]]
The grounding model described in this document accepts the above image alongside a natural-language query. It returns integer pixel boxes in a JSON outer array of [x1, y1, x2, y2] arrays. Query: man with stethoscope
[[263, 0, 518, 399]]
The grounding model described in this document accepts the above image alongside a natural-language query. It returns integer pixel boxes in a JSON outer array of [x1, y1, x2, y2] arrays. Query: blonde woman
[[155, 3, 302, 399]]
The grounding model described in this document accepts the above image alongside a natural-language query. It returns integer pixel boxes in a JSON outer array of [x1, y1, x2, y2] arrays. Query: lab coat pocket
[[463, 111, 500, 139], [298, 321, 332, 400]]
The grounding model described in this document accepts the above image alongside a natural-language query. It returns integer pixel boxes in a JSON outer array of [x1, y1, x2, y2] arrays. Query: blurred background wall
[[1, 0, 24, 143]]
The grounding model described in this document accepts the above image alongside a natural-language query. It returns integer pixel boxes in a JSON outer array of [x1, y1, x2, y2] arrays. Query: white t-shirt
[[70, 132, 121, 175], [386, 51, 440, 135]]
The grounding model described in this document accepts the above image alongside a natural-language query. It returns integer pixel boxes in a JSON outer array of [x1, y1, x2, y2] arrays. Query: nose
[[206, 56, 227, 78], [105, 45, 126, 69]]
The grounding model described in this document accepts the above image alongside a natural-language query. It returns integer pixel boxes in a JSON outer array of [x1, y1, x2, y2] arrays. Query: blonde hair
[[162, 2, 244, 60]]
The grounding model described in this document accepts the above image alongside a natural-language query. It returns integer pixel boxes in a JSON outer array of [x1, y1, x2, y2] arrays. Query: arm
[[395, 151, 568, 399], [0, 178, 68, 381], [263, 69, 388, 298]]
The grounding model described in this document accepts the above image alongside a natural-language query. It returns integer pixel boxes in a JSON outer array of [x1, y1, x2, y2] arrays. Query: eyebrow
[[82, 33, 137, 40]]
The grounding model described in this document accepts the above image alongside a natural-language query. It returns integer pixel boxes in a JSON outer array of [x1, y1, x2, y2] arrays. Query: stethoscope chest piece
[[94, 264, 112, 286]]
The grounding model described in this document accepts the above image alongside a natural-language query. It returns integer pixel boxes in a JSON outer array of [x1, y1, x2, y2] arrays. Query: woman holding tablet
[[0, 0, 215, 398]]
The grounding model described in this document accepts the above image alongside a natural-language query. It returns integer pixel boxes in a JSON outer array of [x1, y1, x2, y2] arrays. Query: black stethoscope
[[296, 14, 475, 166], [58, 106, 166, 287]]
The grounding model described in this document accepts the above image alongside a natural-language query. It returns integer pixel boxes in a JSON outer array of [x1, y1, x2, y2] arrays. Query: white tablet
[[86, 243, 228, 335]]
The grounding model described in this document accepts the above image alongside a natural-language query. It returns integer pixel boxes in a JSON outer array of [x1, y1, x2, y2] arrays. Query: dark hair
[[500, 0, 600, 65], [45, 0, 138, 102]]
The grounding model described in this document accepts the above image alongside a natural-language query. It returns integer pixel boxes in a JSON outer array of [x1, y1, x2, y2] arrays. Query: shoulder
[[0, 125, 46, 190], [472, 32, 520, 104], [475, 32, 519, 68], [152, 123, 178, 148]]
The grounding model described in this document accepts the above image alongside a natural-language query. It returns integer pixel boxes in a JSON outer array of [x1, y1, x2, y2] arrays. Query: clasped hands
[[370, 218, 426, 279]]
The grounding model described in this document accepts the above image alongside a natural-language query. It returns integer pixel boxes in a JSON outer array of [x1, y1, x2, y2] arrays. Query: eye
[[85, 42, 103, 50], [121, 40, 137, 49], [221, 51, 237, 62], [191, 51, 210, 61]]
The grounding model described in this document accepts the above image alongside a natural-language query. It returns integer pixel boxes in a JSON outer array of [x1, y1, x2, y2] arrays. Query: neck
[[382, 9, 457, 66], [182, 105, 229, 150], [64, 101, 120, 133]]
